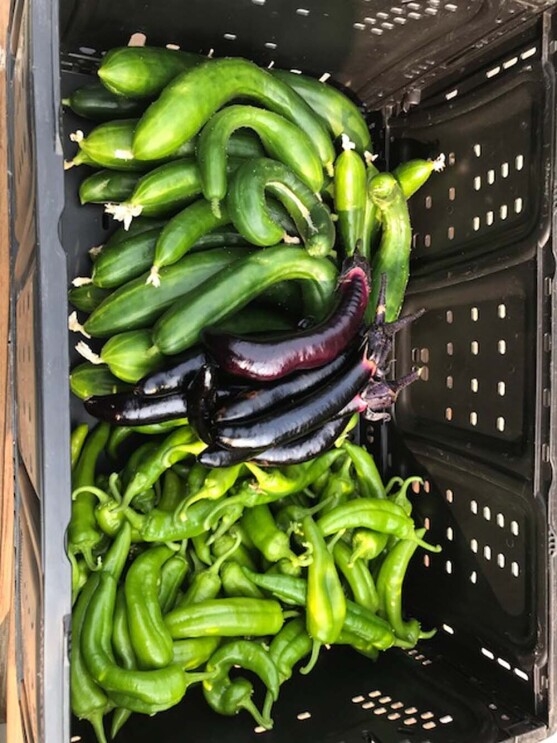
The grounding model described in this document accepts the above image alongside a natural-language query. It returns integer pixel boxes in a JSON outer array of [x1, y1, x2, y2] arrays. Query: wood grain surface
[[0, 0, 21, 737]]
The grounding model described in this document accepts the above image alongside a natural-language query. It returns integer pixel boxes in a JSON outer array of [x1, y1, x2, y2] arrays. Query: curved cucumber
[[197, 104, 324, 214], [148, 200, 231, 286], [133, 57, 335, 173], [98, 46, 203, 98], [227, 158, 335, 257], [79, 169, 140, 205], [271, 69, 372, 154], [153, 245, 338, 355], [76, 329, 164, 383], [70, 362, 132, 399], [63, 82, 148, 121], [366, 173, 412, 323], [92, 228, 162, 288], [84, 246, 254, 337]]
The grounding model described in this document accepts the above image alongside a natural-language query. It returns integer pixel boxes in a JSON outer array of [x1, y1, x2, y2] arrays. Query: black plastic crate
[[6, 1, 557, 742]]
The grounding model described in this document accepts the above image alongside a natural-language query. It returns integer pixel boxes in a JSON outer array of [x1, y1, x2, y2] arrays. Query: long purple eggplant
[[201, 253, 370, 381], [133, 345, 207, 397], [212, 350, 377, 451], [186, 364, 218, 445], [214, 345, 359, 423], [84, 389, 188, 425]]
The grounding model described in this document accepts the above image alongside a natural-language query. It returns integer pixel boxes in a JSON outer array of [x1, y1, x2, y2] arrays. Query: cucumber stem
[[432, 153, 446, 172], [146, 265, 161, 288], [75, 341, 103, 365], [340, 133, 355, 151], [71, 276, 93, 287], [68, 311, 91, 339], [88, 245, 103, 259], [63, 159, 76, 171], [104, 202, 143, 230]]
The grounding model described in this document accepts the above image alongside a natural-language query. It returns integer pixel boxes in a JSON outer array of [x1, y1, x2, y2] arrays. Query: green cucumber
[[393, 154, 446, 199], [98, 46, 203, 98], [67, 117, 264, 175], [271, 69, 372, 154], [152, 245, 338, 355], [75, 329, 164, 383], [103, 218, 168, 250], [362, 153, 381, 262], [227, 157, 335, 257], [197, 104, 324, 216], [104, 158, 202, 228], [68, 118, 143, 171], [215, 303, 297, 334], [68, 284, 111, 313], [365, 173, 412, 323], [79, 169, 141, 205], [132, 57, 335, 173], [84, 246, 254, 337], [63, 82, 148, 121], [91, 228, 162, 288], [147, 200, 231, 287], [70, 362, 132, 399], [333, 135, 367, 258]]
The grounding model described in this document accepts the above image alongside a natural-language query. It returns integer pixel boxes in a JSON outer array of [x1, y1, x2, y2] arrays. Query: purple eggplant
[[186, 363, 218, 445], [215, 345, 359, 423], [212, 350, 377, 451], [201, 253, 370, 381], [133, 345, 207, 397], [84, 389, 188, 425]]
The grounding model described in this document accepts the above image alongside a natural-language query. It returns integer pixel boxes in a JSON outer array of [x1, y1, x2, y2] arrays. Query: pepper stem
[[262, 689, 275, 726], [240, 698, 273, 730], [299, 639, 321, 675], [87, 710, 109, 743], [72, 484, 111, 505]]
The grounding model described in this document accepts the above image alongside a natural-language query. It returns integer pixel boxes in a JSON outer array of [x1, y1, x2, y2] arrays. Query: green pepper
[[71, 570, 111, 743], [172, 637, 221, 671], [179, 463, 244, 515], [157, 468, 186, 512], [164, 597, 284, 639], [350, 529, 389, 563], [125, 544, 176, 668], [69, 422, 111, 569], [302, 515, 346, 646], [220, 560, 265, 599], [121, 425, 206, 510], [203, 639, 280, 729], [376, 527, 436, 645], [70, 423, 90, 470], [211, 530, 258, 572], [177, 530, 241, 606], [342, 440, 386, 499], [81, 523, 198, 715], [243, 569, 395, 650], [262, 616, 314, 721], [240, 502, 301, 565], [110, 586, 137, 739], [317, 499, 440, 550], [157, 547, 189, 614], [333, 540, 379, 613]]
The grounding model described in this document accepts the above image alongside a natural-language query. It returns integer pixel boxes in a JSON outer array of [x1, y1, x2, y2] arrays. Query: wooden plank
[[0, 0, 17, 727]]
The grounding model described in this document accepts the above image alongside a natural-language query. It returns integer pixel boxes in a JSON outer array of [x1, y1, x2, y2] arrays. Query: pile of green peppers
[[68, 419, 440, 742]]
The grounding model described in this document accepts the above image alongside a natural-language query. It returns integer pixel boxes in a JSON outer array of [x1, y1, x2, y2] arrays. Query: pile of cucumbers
[[65, 43, 446, 741]]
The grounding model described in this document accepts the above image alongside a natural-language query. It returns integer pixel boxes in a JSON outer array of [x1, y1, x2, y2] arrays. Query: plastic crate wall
[[5, 1, 557, 743]]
